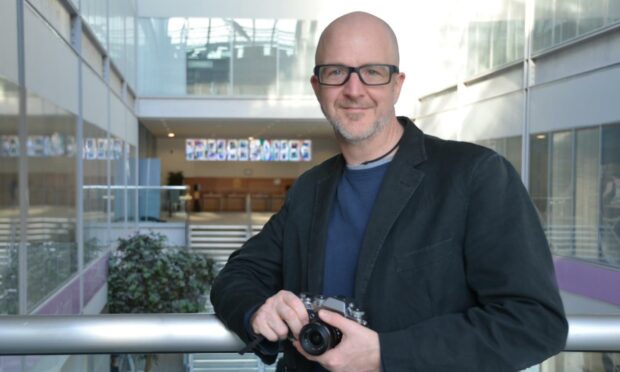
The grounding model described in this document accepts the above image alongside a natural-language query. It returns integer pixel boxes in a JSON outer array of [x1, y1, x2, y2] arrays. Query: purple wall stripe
[[554, 256, 620, 307], [34, 254, 108, 316]]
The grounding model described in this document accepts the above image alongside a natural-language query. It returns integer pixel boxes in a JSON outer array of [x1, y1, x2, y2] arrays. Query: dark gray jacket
[[211, 117, 568, 371]]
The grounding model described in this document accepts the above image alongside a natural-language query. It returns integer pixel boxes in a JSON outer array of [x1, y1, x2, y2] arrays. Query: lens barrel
[[299, 322, 337, 356]]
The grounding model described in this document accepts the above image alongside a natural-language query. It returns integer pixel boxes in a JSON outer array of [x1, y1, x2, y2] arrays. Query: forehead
[[316, 19, 397, 66]]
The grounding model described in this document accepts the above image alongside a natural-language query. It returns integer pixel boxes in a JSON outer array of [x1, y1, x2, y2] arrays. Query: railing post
[[246, 193, 252, 239]]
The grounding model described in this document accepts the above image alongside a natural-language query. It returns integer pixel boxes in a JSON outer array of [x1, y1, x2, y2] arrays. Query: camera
[[298, 293, 367, 356]]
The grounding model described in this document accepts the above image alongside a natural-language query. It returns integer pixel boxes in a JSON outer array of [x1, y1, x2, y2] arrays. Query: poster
[[289, 140, 300, 161], [238, 140, 249, 161], [227, 140, 238, 161], [194, 139, 206, 160], [184, 138, 312, 162], [185, 139, 195, 160], [301, 140, 312, 161]]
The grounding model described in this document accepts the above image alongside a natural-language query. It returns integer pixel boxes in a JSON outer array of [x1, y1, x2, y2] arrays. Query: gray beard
[[328, 113, 391, 144]]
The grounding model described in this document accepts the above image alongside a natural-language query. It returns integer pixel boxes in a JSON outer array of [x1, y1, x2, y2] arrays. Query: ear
[[310, 75, 321, 99], [392, 72, 406, 104]]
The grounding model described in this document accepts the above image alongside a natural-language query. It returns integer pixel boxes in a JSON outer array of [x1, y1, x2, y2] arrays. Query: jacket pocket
[[394, 238, 456, 272]]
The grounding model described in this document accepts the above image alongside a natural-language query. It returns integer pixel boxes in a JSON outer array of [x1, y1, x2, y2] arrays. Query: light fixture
[[536, 134, 546, 140], [168, 132, 176, 138]]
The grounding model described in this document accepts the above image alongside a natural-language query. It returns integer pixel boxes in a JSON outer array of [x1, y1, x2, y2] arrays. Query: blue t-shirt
[[322, 161, 390, 297]]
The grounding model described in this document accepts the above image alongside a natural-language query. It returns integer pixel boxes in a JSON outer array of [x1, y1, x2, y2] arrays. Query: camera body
[[298, 293, 367, 356]]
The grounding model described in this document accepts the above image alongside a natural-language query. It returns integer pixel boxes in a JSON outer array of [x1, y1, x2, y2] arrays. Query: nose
[[342, 71, 365, 97]]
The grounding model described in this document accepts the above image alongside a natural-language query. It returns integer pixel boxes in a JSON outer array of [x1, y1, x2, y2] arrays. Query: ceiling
[[140, 118, 335, 140]]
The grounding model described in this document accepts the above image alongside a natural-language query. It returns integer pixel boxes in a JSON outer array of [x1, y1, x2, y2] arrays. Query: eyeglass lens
[[318, 65, 392, 85]]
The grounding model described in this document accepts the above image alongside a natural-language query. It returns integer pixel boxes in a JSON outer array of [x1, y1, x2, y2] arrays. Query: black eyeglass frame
[[313, 64, 400, 86]]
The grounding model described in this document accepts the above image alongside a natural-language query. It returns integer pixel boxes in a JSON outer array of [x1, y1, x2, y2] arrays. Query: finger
[[278, 304, 305, 338], [281, 292, 310, 322], [258, 326, 280, 342], [318, 309, 349, 329], [252, 309, 289, 341]]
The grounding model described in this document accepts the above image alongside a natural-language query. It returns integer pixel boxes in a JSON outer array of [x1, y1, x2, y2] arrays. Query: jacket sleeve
[[210, 191, 290, 364], [379, 153, 568, 371]]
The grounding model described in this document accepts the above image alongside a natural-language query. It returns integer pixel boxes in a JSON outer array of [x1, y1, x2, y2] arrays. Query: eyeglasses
[[313, 64, 399, 86]]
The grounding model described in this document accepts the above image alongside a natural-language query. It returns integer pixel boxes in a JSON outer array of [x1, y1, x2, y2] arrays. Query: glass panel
[[574, 128, 600, 262], [83, 122, 108, 264], [186, 18, 232, 95], [277, 20, 317, 96], [109, 0, 126, 75], [111, 135, 126, 226], [466, 0, 524, 77], [232, 19, 277, 95], [138, 17, 319, 97], [532, 0, 554, 52], [611, 0, 620, 23], [491, 15, 509, 67], [601, 124, 620, 267], [476, 136, 522, 177], [125, 2, 137, 89], [127, 144, 137, 224], [555, 0, 579, 44], [578, 0, 605, 35], [548, 131, 574, 257], [81, 0, 107, 50], [137, 17, 189, 96], [0, 78, 20, 315], [530, 133, 550, 226], [541, 352, 620, 371], [26, 94, 77, 311], [478, 22, 492, 73], [506, 0, 525, 63]]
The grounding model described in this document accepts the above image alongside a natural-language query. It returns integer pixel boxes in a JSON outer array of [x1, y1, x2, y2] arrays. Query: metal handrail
[[0, 314, 618, 355]]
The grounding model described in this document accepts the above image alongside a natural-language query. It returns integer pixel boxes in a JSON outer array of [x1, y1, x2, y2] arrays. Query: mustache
[[337, 101, 373, 109]]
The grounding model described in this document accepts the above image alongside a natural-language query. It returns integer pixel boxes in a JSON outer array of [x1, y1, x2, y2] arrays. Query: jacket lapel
[[307, 156, 343, 294], [354, 118, 427, 305]]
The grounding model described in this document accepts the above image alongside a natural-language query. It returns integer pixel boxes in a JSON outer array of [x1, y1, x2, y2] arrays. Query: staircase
[[186, 353, 278, 372], [188, 224, 263, 274], [187, 223, 277, 372]]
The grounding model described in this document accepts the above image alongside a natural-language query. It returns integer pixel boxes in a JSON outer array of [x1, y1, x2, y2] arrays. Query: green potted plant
[[108, 233, 215, 371]]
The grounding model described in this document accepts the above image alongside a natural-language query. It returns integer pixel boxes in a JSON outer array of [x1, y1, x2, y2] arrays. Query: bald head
[[315, 12, 400, 66]]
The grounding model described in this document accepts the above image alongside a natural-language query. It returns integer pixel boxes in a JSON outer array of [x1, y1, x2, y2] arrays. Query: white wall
[[460, 91, 524, 141], [0, 0, 18, 83], [530, 64, 620, 133], [534, 29, 620, 86], [138, 97, 325, 120], [25, 4, 79, 115], [415, 67, 524, 141], [82, 64, 108, 130]]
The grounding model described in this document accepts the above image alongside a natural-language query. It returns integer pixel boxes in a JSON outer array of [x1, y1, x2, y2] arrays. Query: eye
[[363, 66, 386, 77], [325, 66, 344, 76]]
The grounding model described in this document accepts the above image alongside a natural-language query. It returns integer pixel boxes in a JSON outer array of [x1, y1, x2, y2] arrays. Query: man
[[211, 11, 568, 372]]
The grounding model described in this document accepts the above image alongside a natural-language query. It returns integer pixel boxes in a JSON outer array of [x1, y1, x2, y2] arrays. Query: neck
[[340, 117, 404, 166]]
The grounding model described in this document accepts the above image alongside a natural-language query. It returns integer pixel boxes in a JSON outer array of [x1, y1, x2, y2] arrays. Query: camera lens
[[309, 331, 323, 347], [299, 322, 334, 356]]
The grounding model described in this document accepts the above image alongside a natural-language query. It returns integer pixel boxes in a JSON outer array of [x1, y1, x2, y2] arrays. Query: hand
[[292, 309, 381, 372], [251, 290, 309, 342]]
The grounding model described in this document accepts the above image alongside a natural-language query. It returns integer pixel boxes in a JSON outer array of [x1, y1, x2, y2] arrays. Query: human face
[[311, 20, 404, 144]]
